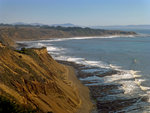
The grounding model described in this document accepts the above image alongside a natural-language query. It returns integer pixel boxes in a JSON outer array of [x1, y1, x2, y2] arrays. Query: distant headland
[[0, 23, 136, 41]]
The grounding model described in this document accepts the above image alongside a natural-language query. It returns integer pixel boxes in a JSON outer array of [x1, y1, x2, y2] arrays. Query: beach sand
[[66, 66, 93, 113], [58, 60, 149, 113]]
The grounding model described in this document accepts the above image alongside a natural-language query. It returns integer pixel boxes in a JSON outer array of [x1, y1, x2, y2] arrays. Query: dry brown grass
[[0, 44, 92, 113]]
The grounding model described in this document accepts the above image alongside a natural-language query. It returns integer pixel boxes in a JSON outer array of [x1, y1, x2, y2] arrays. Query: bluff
[[0, 25, 137, 113], [0, 43, 92, 113]]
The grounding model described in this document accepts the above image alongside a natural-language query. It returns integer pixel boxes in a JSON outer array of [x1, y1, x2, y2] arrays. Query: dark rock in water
[[97, 96, 148, 113], [78, 72, 94, 78], [89, 84, 123, 99], [57, 60, 149, 113], [96, 70, 120, 77]]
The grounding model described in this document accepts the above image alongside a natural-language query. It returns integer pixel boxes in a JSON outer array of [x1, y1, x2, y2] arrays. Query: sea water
[[19, 29, 150, 112]]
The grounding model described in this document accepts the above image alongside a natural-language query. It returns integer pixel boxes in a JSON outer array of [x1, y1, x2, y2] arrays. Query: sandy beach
[[66, 66, 93, 113]]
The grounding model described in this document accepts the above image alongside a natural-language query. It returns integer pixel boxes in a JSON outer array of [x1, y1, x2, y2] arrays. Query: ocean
[[20, 29, 150, 112]]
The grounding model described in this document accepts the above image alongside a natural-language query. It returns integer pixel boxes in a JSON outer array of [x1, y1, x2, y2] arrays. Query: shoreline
[[15, 41, 93, 113], [16, 34, 138, 42], [66, 66, 93, 113], [15, 35, 150, 112], [58, 60, 149, 113]]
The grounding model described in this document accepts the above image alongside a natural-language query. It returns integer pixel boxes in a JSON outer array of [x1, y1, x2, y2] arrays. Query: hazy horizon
[[1, 22, 150, 27], [0, 0, 150, 26]]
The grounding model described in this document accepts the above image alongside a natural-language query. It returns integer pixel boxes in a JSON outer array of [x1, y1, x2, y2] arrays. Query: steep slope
[[0, 43, 92, 113]]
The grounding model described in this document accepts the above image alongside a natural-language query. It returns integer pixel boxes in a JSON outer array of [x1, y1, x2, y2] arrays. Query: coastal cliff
[[0, 26, 138, 113], [0, 43, 92, 113]]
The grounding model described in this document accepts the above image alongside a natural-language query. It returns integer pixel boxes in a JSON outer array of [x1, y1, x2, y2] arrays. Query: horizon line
[[0, 22, 150, 27]]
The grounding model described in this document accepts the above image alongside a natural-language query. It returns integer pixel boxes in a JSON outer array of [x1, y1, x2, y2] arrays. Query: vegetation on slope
[[0, 43, 91, 113], [0, 24, 136, 41], [0, 96, 36, 113], [0, 24, 136, 112], [0, 33, 16, 48]]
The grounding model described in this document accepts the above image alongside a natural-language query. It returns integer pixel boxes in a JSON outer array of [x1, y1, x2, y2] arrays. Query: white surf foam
[[47, 46, 66, 52], [49, 44, 149, 96], [81, 68, 105, 73], [17, 34, 136, 45], [19, 37, 150, 101], [19, 37, 150, 112], [25, 40, 149, 95]]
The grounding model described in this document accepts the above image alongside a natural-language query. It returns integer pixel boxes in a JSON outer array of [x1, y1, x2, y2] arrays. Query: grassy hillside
[[0, 25, 136, 41], [0, 25, 136, 112], [0, 43, 92, 113], [0, 33, 16, 48]]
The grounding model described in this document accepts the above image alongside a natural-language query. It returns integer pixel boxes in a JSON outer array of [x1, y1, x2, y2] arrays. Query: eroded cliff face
[[0, 44, 87, 113]]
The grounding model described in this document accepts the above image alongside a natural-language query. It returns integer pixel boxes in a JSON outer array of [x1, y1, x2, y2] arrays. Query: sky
[[0, 0, 150, 26]]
